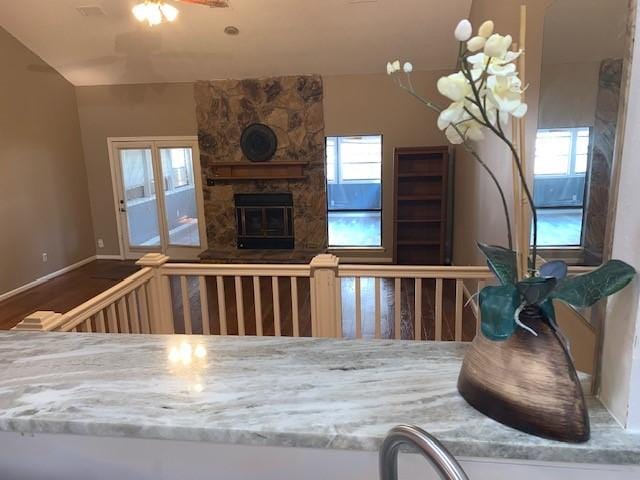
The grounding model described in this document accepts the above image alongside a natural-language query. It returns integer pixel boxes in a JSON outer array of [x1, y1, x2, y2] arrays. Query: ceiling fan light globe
[[132, 3, 148, 22], [147, 4, 163, 26], [160, 4, 179, 22]]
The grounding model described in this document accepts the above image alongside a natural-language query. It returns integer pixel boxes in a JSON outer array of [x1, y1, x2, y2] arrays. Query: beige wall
[[453, 0, 552, 267], [75, 83, 197, 256], [77, 73, 448, 259], [0, 27, 95, 295], [323, 71, 449, 259], [538, 62, 600, 129]]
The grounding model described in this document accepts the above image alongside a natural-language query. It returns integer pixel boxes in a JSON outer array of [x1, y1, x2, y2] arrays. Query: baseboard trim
[[96, 254, 124, 260], [0, 255, 97, 302]]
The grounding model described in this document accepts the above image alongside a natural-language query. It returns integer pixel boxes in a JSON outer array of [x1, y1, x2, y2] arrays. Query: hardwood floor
[[1, 260, 477, 342], [0, 261, 139, 330]]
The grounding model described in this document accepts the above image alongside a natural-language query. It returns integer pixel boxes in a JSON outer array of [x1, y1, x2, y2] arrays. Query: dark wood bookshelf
[[393, 146, 450, 265]]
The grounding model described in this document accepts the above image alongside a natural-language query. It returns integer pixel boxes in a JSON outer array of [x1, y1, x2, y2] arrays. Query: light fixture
[[132, 0, 179, 26]]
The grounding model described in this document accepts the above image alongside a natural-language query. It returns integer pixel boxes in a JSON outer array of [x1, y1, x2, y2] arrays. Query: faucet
[[379, 425, 469, 480]]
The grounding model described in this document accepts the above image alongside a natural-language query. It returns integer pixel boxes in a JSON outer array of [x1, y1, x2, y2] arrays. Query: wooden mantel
[[209, 161, 309, 180]]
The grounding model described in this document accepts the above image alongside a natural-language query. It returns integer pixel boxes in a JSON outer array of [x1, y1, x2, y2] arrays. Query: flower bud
[[478, 20, 494, 38], [467, 36, 486, 52], [454, 19, 473, 42], [403, 62, 413, 73]]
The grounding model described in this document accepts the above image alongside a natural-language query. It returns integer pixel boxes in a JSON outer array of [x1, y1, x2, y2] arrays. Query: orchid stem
[[395, 81, 513, 250]]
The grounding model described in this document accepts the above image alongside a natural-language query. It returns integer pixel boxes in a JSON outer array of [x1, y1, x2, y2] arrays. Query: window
[[533, 128, 591, 247], [326, 135, 382, 247], [161, 148, 193, 191]]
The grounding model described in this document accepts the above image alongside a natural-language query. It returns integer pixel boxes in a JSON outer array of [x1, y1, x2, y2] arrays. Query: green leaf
[[479, 285, 520, 341], [477, 243, 518, 286], [516, 276, 557, 305], [552, 260, 636, 308], [539, 260, 568, 281]]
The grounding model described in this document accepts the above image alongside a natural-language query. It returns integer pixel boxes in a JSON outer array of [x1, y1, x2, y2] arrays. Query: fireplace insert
[[235, 193, 294, 249]]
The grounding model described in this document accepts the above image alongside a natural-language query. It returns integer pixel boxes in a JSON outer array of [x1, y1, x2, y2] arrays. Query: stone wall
[[194, 75, 328, 260], [583, 59, 623, 265]]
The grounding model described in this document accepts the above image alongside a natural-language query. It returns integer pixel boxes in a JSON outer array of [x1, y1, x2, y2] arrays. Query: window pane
[[328, 211, 381, 247], [159, 147, 200, 247], [535, 208, 583, 246], [120, 149, 161, 247], [326, 135, 382, 247], [534, 130, 572, 175]]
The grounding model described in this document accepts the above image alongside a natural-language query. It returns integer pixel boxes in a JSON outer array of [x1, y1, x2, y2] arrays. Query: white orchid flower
[[386, 62, 394, 75], [467, 36, 486, 52], [437, 102, 466, 130], [403, 62, 413, 73], [467, 52, 517, 77], [392, 60, 401, 72], [478, 20, 495, 39], [444, 125, 464, 144], [486, 75, 525, 113], [437, 72, 471, 102], [484, 34, 513, 59], [455, 19, 473, 42]]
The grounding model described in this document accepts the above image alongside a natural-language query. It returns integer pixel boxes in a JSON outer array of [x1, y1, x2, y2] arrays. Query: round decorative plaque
[[240, 123, 278, 162]]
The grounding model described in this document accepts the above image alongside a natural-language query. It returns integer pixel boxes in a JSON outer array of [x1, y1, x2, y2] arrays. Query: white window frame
[[325, 135, 382, 185], [534, 127, 591, 178]]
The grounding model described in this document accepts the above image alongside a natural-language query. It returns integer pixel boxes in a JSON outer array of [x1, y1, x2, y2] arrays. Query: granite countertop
[[0, 332, 639, 465]]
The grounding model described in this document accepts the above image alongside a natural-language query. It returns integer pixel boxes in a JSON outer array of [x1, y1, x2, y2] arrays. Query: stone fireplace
[[235, 193, 294, 250], [194, 75, 328, 263]]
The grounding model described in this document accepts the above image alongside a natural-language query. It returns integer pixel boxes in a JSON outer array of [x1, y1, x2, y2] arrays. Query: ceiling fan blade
[[177, 0, 230, 7]]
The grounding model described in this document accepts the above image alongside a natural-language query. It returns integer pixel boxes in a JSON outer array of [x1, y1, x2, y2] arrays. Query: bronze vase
[[457, 306, 590, 443]]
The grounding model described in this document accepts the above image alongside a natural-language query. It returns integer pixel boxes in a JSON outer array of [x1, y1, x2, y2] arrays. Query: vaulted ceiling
[[0, 0, 472, 86]]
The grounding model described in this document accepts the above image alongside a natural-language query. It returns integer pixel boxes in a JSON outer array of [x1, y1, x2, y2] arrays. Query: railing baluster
[[335, 276, 343, 338], [128, 292, 140, 334], [272, 277, 281, 336], [235, 276, 245, 336], [309, 279, 317, 336], [291, 277, 300, 337], [435, 278, 443, 341], [71, 327, 78, 333], [394, 278, 401, 340], [455, 279, 463, 342], [95, 310, 106, 333], [253, 276, 263, 336], [138, 286, 150, 334], [216, 276, 227, 335], [374, 277, 381, 339], [180, 275, 192, 335], [355, 276, 362, 339], [117, 297, 129, 333], [161, 274, 175, 334], [414, 278, 422, 341], [199, 276, 210, 335], [84, 318, 93, 333], [107, 303, 118, 333]]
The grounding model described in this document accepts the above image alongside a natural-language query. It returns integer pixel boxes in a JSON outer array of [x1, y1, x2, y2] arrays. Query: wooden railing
[[13, 254, 494, 341], [13, 253, 594, 348]]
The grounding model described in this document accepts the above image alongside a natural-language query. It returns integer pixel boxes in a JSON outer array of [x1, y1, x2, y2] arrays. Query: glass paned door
[[119, 148, 162, 248], [112, 138, 204, 260], [159, 147, 200, 247]]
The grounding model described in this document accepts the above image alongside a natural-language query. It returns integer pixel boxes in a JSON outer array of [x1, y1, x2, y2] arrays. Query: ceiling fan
[[132, 0, 229, 26]]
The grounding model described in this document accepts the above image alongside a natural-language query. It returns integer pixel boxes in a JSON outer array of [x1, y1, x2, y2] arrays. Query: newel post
[[310, 254, 341, 338], [136, 253, 173, 334], [12, 311, 64, 331]]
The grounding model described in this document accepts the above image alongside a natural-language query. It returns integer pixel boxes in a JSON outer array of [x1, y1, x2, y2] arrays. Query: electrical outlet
[[97, 238, 104, 248], [42, 253, 48, 263]]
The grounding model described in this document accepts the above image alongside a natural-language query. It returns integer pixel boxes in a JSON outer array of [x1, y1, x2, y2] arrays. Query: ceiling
[[542, 0, 628, 65], [0, 0, 472, 86]]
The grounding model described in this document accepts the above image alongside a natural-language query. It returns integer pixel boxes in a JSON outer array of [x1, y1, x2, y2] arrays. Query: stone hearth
[[194, 75, 328, 262]]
